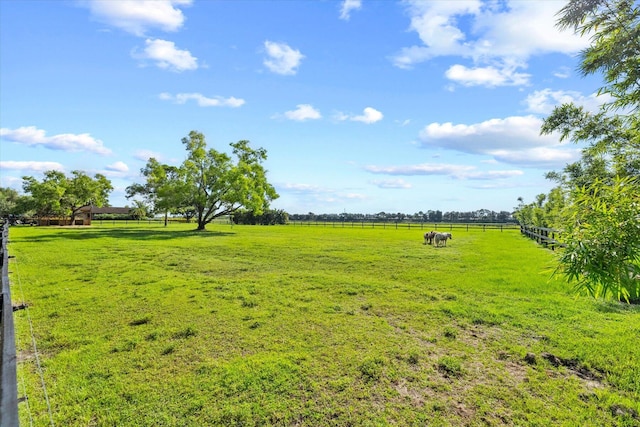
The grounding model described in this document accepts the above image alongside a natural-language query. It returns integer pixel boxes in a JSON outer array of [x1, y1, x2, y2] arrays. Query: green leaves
[[556, 176, 640, 302]]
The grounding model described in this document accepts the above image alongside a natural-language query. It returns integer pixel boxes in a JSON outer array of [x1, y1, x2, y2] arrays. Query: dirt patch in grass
[[502, 360, 529, 384], [523, 351, 606, 388], [16, 350, 33, 364], [393, 379, 429, 407]]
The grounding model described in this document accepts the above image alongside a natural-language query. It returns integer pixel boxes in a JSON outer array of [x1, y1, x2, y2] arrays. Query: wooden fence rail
[[289, 221, 519, 231], [0, 222, 19, 426], [520, 224, 565, 250]]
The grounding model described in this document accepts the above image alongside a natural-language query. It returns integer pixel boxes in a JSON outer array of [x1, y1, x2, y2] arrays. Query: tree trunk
[[164, 211, 168, 227], [196, 206, 206, 231]]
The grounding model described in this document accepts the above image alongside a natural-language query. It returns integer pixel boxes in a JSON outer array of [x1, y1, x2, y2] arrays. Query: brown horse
[[423, 231, 437, 245]]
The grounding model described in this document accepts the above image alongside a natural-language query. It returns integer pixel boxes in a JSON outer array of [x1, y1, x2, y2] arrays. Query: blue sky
[[0, 0, 607, 215]]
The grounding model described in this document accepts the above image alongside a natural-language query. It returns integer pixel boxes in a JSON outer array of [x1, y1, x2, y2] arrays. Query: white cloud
[[445, 64, 530, 87], [406, 1, 479, 56], [471, 2, 586, 59], [263, 41, 304, 75], [420, 115, 557, 152], [105, 161, 129, 173], [159, 92, 245, 107], [133, 38, 198, 72], [365, 163, 475, 177], [281, 104, 322, 121], [133, 150, 164, 162], [280, 183, 328, 194], [370, 179, 412, 189], [353, 107, 383, 124], [491, 147, 581, 167], [336, 107, 383, 124], [365, 162, 523, 181], [392, 1, 588, 87], [523, 89, 609, 115], [418, 115, 579, 167], [339, 0, 362, 20], [553, 66, 571, 79], [82, 0, 191, 36], [0, 126, 112, 155], [0, 161, 65, 172], [101, 161, 132, 178], [462, 170, 524, 180]]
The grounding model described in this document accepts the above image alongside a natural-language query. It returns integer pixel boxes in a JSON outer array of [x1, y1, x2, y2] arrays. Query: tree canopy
[[0, 187, 22, 219], [21, 170, 113, 224], [128, 131, 278, 231]]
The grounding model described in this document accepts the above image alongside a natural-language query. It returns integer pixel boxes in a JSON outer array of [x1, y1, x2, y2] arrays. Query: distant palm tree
[[130, 200, 149, 220]]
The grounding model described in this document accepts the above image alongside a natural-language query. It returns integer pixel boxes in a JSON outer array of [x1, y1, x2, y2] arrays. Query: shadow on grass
[[10, 226, 236, 243], [594, 299, 640, 314]]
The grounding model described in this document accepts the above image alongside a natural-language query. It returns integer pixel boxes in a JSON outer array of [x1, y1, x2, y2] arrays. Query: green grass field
[[8, 224, 640, 426]]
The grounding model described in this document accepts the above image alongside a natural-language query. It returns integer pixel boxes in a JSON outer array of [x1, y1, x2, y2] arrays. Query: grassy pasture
[[8, 224, 640, 426]]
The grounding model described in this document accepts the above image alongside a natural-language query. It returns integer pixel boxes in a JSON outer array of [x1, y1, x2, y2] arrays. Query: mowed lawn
[[8, 224, 640, 426]]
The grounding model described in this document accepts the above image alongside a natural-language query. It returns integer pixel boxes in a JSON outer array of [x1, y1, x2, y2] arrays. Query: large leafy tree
[[534, 0, 640, 301], [182, 131, 278, 230], [22, 170, 113, 224], [129, 131, 278, 231]]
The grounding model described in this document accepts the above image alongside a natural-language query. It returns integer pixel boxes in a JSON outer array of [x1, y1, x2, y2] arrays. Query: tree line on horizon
[[288, 210, 515, 223]]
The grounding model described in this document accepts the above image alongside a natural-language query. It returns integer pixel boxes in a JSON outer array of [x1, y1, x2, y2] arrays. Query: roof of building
[[81, 206, 131, 215]]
